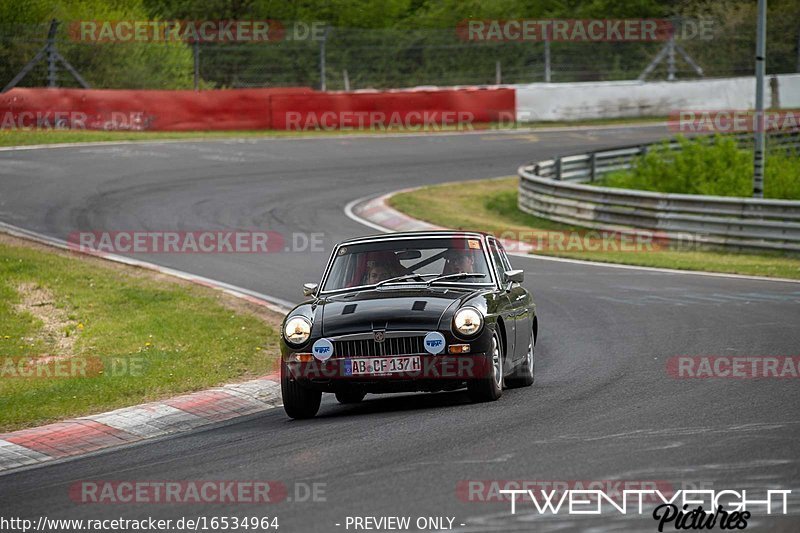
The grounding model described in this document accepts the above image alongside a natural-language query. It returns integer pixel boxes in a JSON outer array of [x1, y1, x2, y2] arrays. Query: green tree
[[0, 0, 194, 89]]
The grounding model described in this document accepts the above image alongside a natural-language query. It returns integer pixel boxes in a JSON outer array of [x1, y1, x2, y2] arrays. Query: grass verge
[[0, 233, 282, 432], [388, 177, 800, 279], [597, 135, 800, 199], [0, 116, 667, 147]]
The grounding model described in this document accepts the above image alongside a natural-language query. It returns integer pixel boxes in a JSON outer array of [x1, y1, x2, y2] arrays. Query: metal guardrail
[[518, 131, 800, 252]]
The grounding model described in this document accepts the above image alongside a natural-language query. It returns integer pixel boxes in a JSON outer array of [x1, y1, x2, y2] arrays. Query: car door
[[487, 238, 516, 363], [497, 242, 533, 364]]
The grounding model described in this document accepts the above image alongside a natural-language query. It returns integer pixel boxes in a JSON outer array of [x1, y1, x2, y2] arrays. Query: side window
[[497, 242, 513, 272], [487, 240, 506, 285]]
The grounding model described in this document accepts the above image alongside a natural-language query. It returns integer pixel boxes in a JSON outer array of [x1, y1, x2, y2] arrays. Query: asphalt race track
[[1, 126, 799, 532]]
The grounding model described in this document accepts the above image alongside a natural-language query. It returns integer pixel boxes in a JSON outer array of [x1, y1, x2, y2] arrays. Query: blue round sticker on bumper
[[312, 338, 334, 361], [424, 332, 446, 355]]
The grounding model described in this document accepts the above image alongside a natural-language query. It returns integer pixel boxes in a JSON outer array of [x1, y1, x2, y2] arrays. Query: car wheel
[[281, 362, 322, 419], [335, 390, 366, 404], [467, 329, 504, 402], [507, 329, 535, 388]]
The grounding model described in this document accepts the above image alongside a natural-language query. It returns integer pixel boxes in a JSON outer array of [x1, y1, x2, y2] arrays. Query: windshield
[[322, 237, 493, 292]]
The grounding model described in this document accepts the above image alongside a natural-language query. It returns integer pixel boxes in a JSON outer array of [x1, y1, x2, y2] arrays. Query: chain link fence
[[1, 21, 799, 91]]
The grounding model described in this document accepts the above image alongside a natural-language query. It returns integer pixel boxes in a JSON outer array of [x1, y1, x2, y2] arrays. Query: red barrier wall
[[0, 88, 312, 131], [0, 87, 515, 131], [271, 88, 515, 130]]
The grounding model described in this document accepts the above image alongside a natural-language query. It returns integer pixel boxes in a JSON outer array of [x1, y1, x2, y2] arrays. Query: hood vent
[[412, 301, 427, 311]]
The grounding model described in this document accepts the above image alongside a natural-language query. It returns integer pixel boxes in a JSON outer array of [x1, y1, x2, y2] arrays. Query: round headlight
[[284, 316, 311, 345], [454, 307, 483, 336]]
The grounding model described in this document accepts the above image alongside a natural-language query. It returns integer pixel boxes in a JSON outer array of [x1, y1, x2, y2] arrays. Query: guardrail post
[[555, 157, 562, 180], [589, 152, 596, 182]]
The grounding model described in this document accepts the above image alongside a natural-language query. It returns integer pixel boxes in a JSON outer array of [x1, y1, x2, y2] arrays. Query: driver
[[442, 249, 475, 275], [363, 251, 407, 285]]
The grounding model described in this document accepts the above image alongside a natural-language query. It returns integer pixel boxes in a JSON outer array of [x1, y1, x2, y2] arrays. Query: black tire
[[467, 329, 504, 402], [335, 390, 366, 404], [281, 363, 322, 419], [506, 329, 535, 388]]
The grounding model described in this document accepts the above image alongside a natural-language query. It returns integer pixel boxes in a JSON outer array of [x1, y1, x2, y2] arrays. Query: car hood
[[319, 286, 476, 336]]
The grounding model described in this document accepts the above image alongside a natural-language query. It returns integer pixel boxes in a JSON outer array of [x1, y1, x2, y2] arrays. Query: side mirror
[[503, 269, 524, 284], [303, 283, 319, 297]]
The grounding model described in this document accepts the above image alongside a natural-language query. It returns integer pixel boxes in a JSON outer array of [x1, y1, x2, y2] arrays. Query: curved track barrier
[[518, 131, 800, 252], [0, 87, 514, 131]]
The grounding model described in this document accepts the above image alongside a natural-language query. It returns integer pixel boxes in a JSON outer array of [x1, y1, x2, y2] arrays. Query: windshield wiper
[[374, 273, 438, 288], [426, 273, 487, 285]]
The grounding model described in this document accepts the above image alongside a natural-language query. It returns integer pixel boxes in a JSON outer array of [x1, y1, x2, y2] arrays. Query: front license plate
[[345, 356, 422, 376]]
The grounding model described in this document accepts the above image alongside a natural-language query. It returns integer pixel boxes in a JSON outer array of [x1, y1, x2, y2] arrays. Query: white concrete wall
[[780, 74, 800, 108], [515, 74, 800, 121]]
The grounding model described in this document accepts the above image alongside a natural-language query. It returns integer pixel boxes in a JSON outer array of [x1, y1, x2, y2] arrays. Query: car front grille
[[333, 336, 425, 357]]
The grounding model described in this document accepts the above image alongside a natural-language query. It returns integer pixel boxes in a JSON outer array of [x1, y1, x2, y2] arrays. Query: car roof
[[338, 230, 491, 246]]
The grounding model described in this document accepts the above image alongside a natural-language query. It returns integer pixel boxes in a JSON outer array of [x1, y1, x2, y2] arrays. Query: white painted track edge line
[[344, 195, 395, 234]]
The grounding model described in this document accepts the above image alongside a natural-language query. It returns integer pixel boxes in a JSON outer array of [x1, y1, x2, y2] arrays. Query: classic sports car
[[279, 231, 537, 419]]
